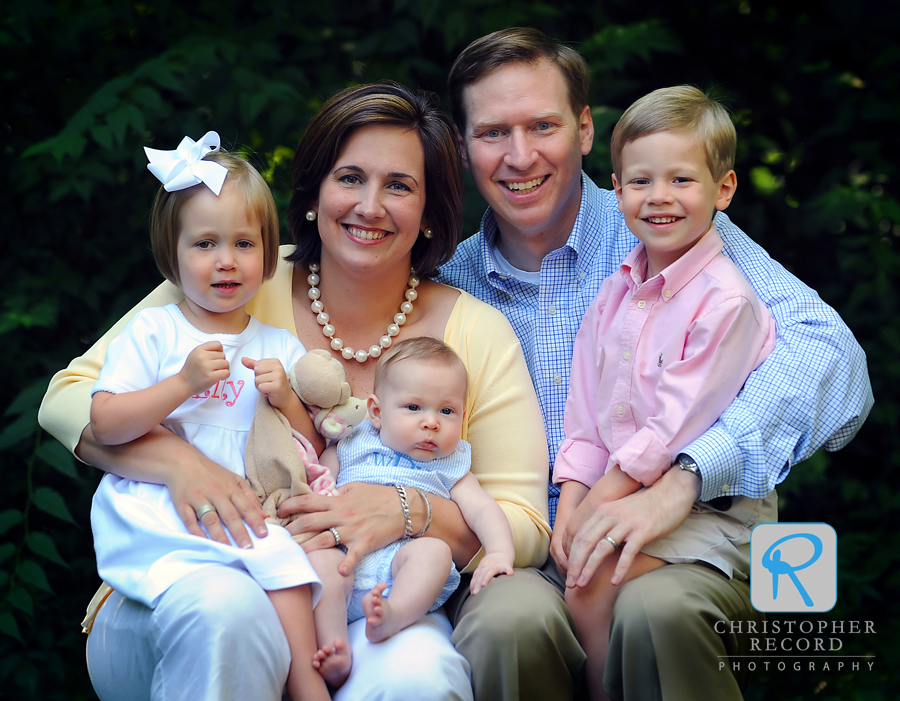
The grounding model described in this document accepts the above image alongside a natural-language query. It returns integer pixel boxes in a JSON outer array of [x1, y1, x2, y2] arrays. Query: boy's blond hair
[[149, 150, 279, 286], [611, 85, 736, 181], [374, 337, 468, 400]]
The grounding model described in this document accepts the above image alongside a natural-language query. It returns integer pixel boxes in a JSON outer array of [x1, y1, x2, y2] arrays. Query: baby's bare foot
[[312, 638, 351, 689], [362, 583, 395, 642]]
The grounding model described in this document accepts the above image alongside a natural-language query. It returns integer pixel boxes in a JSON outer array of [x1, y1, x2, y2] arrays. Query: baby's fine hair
[[374, 337, 469, 400], [149, 150, 279, 286], [611, 86, 736, 182]]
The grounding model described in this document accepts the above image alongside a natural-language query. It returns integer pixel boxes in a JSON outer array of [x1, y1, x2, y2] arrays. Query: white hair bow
[[144, 131, 228, 195]]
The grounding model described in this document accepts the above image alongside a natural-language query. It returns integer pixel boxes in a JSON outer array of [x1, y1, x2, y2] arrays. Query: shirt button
[[548, 305, 557, 316], [616, 405, 624, 415], [498, 274, 509, 279], [721, 485, 730, 492], [637, 300, 647, 309], [554, 374, 562, 384], [664, 289, 672, 299], [579, 272, 586, 280], [623, 351, 631, 361]]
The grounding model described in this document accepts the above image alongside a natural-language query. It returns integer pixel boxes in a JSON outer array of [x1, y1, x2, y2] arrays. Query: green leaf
[[31, 488, 78, 526], [0, 412, 37, 450], [0, 543, 15, 564], [750, 166, 784, 195], [16, 561, 52, 592], [0, 613, 22, 643], [125, 104, 146, 135], [5, 380, 49, 417], [36, 440, 78, 479], [6, 588, 33, 617], [106, 107, 131, 146], [26, 533, 70, 569], [131, 86, 164, 112], [90, 124, 114, 150], [0, 510, 23, 536]]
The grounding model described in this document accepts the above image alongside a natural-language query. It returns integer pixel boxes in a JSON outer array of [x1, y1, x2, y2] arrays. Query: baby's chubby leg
[[565, 551, 665, 701], [308, 548, 354, 688], [267, 584, 330, 701], [364, 537, 452, 643]]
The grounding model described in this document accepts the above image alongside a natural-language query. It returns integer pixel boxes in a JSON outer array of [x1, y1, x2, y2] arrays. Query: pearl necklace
[[307, 263, 420, 363]]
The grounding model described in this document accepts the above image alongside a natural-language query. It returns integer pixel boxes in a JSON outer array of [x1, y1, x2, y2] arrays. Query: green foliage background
[[1, 0, 897, 698]]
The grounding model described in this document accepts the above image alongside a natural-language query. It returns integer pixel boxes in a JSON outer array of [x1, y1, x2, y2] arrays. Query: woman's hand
[[77, 423, 269, 549], [279, 482, 405, 576], [563, 467, 699, 589], [167, 452, 270, 549]]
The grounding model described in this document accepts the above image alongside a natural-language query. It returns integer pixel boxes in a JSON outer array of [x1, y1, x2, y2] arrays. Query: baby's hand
[[242, 357, 294, 410], [469, 552, 514, 595], [180, 341, 229, 395]]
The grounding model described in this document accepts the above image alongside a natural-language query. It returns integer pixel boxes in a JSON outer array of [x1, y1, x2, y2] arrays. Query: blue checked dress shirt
[[437, 174, 873, 525]]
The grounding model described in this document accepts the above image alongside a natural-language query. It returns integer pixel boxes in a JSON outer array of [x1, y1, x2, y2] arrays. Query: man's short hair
[[611, 85, 736, 181], [374, 336, 468, 400], [448, 27, 590, 131], [149, 151, 279, 286]]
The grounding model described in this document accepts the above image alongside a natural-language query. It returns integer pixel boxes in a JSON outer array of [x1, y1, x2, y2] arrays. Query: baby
[[308, 336, 516, 688]]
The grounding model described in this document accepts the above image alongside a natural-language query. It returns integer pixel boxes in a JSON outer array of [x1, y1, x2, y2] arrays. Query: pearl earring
[[423, 228, 433, 239], [306, 210, 317, 221]]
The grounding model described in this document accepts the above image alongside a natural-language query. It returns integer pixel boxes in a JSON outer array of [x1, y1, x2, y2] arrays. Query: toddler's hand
[[242, 357, 294, 410], [180, 341, 229, 396], [469, 552, 514, 595], [549, 525, 569, 576]]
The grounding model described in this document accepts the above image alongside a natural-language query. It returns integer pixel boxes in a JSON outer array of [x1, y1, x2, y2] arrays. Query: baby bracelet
[[414, 488, 432, 537], [394, 484, 415, 538]]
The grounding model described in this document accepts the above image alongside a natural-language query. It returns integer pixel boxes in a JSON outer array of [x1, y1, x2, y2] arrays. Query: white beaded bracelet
[[394, 484, 415, 539]]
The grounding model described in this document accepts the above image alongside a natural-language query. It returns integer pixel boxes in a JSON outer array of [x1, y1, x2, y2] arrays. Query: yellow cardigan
[[39, 247, 551, 570]]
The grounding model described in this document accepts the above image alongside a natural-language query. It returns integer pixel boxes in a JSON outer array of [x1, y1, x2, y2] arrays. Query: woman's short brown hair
[[149, 150, 279, 286], [286, 82, 463, 279]]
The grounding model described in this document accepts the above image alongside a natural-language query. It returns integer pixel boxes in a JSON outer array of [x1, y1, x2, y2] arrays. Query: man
[[438, 27, 873, 701]]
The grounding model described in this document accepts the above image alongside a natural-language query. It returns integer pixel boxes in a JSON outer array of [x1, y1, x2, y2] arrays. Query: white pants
[[86, 566, 473, 701]]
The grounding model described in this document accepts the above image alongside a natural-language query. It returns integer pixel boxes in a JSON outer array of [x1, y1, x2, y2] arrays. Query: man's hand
[[564, 467, 699, 588]]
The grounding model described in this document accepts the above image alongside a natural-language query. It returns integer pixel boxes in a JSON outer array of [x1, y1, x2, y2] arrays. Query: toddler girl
[[89, 132, 329, 701], [308, 336, 516, 689]]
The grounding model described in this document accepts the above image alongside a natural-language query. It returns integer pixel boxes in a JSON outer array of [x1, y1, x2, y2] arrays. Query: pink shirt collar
[[619, 224, 725, 300]]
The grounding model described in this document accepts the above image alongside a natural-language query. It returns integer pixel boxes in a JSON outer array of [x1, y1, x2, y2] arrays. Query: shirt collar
[[620, 223, 725, 299], [476, 172, 601, 273]]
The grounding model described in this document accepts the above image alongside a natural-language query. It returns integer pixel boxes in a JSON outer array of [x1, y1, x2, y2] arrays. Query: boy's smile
[[612, 129, 736, 278]]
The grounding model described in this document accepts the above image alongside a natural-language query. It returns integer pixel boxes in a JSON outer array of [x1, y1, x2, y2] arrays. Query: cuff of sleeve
[[611, 428, 671, 486], [552, 440, 610, 486], [682, 427, 741, 501]]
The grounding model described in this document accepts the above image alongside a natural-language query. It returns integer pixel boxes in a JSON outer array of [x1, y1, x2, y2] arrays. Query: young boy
[[549, 86, 778, 700], [308, 336, 516, 689]]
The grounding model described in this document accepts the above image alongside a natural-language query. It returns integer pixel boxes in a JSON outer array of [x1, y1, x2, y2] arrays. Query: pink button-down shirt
[[553, 225, 776, 487]]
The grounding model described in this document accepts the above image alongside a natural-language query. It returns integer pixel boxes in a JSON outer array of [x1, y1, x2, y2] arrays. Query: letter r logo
[[751, 523, 837, 612]]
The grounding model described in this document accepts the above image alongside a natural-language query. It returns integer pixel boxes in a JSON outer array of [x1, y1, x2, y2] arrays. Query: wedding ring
[[329, 527, 342, 548], [604, 535, 620, 549], [196, 504, 217, 520]]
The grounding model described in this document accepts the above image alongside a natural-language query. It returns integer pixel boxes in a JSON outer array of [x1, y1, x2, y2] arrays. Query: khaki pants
[[446, 558, 761, 701]]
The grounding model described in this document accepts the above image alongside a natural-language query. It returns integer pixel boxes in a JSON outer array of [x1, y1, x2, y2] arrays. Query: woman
[[40, 82, 550, 700]]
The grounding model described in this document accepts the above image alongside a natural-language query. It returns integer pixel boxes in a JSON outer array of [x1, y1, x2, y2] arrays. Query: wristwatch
[[675, 453, 701, 479]]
